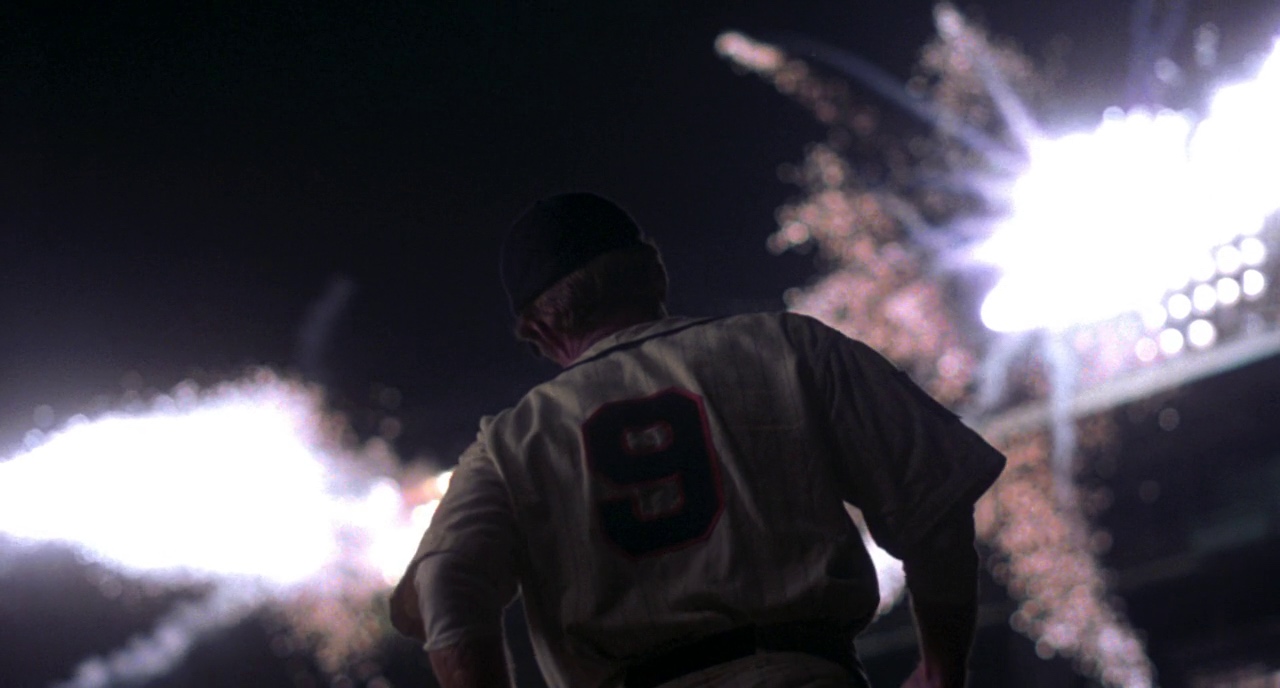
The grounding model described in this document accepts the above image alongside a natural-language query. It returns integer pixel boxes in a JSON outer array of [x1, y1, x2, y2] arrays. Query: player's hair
[[515, 240, 668, 343]]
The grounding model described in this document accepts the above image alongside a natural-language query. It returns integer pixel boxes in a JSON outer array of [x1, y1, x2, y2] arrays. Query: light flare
[[0, 372, 452, 686], [976, 38, 1280, 332]]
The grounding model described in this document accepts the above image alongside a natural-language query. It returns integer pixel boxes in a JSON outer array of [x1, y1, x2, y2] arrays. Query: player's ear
[[515, 317, 554, 361]]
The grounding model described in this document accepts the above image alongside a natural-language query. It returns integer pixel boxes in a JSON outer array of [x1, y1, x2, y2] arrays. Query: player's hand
[[900, 662, 946, 688]]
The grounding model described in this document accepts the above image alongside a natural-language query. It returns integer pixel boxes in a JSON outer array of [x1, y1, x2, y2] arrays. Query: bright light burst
[[977, 38, 1280, 332], [715, 8, 1280, 688], [721, 4, 1280, 683], [0, 371, 450, 687]]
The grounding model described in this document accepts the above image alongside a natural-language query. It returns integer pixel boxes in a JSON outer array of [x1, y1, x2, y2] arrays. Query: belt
[[622, 621, 865, 688]]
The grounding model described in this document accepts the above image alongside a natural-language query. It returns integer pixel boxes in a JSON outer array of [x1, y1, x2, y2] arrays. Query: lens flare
[[0, 371, 451, 686]]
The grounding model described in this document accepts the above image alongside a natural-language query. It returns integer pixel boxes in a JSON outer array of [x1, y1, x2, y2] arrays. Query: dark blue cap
[[501, 192, 644, 315]]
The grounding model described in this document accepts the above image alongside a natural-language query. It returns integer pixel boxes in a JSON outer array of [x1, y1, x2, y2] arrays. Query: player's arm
[[786, 315, 1004, 688], [898, 505, 979, 688], [388, 441, 520, 688], [428, 637, 513, 688]]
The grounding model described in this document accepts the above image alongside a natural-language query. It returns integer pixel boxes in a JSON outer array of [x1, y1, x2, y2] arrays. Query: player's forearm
[[428, 637, 514, 688], [901, 508, 980, 687], [908, 596, 976, 687]]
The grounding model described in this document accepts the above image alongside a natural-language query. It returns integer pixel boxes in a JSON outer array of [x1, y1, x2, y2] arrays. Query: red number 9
[[582, 389, 724, 557]]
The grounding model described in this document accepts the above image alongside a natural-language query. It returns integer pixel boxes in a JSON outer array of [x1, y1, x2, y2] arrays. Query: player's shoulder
[[688, 310, 825, 337]]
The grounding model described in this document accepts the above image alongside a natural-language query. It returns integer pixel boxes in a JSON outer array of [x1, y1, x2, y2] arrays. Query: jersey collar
[[567, 316, 716, 368]]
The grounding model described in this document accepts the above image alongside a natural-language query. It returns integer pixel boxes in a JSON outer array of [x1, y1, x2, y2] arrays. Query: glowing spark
[[977, 38, 1280, 332], [0, 372, 450, 686], [714, 32, 784, 73]]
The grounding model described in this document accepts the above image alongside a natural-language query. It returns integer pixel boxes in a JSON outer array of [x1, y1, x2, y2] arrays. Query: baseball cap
[[501, 192, 645, 315]]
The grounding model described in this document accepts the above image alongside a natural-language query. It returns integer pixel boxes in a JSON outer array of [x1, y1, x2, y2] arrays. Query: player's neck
[[541, 310, 665, 367]]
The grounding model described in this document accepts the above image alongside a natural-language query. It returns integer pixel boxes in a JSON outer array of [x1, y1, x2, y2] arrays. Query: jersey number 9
[[582, 389, 724, 557]]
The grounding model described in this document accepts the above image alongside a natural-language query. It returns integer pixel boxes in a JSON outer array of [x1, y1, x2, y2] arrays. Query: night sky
[[5, 0, 1278, 457], [3, 2, 1280, 686], [0, 0, 1187, 459]]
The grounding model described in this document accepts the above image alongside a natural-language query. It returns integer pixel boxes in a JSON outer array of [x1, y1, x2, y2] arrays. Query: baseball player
[[390, 192, 1005, 688]]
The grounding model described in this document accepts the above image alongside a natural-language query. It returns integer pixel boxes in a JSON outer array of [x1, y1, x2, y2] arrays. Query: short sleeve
[[388, 440, 520, 650], [789, 316, 1005, 559]]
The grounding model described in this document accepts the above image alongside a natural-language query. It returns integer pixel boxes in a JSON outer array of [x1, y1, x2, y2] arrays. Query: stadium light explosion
[[975, 39, 1280, 333], [720, 7, 1280, 687], [0, 372, 449, 687]]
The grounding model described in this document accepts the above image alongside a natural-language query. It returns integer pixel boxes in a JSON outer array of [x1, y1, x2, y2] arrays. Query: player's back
[[481, 312, 881, 684]]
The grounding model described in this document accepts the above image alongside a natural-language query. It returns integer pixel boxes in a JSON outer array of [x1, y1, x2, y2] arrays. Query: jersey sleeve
[[786, 314, 1005, 560], [389, 439, 521, 651]]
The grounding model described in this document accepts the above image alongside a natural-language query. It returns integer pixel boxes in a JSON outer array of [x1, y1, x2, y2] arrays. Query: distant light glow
[[0, 396, 336, 583], [714, 32, 785, 73], [1158, 328, 1186, 355], [435, 470, 453, 495], [976, 38, 1280, 332], [1192, 283, 1218, 313], [1217, 277, 1242, 305], [1215, 245, 1243, 274], [1240, 237, 1267, 266], [412, 500, 440, 531], [1139, 304, 1168, 330], [1135, 337, 1159, 362], [0, 373, 451, 686], [1187, 319, 1217, 348], [1242, 269, 1267, 297], [1167, 293, 1193, 320]]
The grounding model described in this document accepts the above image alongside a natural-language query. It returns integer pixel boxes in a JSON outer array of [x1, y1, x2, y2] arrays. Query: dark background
[[3, 2, 1280, 687], [14, 0, 1274, 459]]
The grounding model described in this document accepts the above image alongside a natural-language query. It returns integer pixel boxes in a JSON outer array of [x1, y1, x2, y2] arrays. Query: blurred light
[[1216, 277, 1242, 305], [0, 373, 460, 687], [1187, 319, 1217, 348], [1240, 237, 1267, 266], [1154, 58, 1181, 85], [1214, 244, 1243, 274], [1167, 293, 1193, 320], [1242, 269, 1267, 297], [434, 470, 453, 495], [975, 37, 1280, 332], [1158, 328, 1185, 355], [411, 500, 439, 530], [1190, 254, 1218, 283], [1139, 304, 1168, 330], [1192, 283, 1218, 312], [1134, 337, 1159, 362], [1194, 24, 1220, 68], [714, 31, 785, 72], [0, 399, 338, 583]]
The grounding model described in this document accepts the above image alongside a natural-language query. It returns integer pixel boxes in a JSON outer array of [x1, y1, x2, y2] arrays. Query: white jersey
[[392, 313, 1005, 687]]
